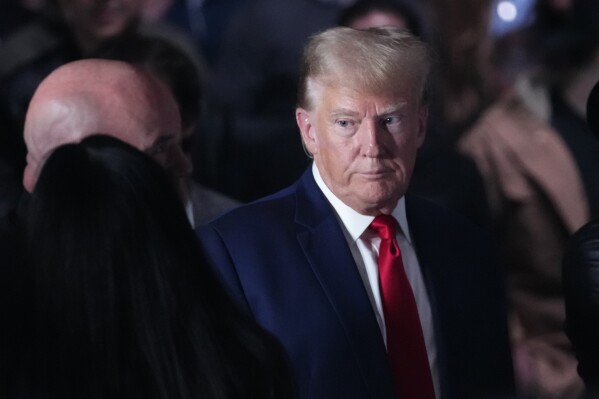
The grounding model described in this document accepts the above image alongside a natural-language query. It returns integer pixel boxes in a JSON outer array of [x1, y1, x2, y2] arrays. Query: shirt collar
[[312, 163, 412, 243]]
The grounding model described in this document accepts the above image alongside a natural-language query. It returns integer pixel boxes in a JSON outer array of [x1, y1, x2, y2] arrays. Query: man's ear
[[296, 108, 317, 155]]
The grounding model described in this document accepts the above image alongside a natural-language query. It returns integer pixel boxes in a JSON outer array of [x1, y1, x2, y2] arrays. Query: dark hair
[[13, 135, 294, 398], [92, 35, 202, 132], [587, 80, 599, 140], [338, 0, 424, 39], [563, 219, 599, 392]]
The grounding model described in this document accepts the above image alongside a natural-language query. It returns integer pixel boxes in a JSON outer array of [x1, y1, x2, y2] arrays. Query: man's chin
[[349, 190, 402, 215]]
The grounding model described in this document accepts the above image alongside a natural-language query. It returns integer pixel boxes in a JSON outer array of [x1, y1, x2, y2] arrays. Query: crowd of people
[[1, 0, 598, 398]]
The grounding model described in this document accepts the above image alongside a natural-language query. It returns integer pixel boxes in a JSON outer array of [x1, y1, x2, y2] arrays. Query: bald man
[[23, 58, 188, 192], [22, 58, 238, 225]]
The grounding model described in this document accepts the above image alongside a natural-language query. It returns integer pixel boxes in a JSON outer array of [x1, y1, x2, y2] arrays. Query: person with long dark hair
[[6, 134, 294, 399]]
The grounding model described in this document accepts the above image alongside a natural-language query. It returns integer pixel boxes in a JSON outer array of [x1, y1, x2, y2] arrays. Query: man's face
[[106, 90, 191, 180], [297, 81, 426, 215], [57, 0, 141, 43]]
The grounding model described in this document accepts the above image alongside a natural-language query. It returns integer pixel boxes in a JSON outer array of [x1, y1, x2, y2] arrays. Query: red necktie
[[370, 214, 435, 399]]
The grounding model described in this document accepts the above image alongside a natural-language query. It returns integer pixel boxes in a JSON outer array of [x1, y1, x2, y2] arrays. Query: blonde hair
[[297, 26, 431, 110]]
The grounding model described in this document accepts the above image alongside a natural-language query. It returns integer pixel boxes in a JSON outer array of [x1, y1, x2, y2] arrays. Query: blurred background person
[[338, 0, 424, 36], [425, 0, 599, 396], [2, 134, 295, 398]]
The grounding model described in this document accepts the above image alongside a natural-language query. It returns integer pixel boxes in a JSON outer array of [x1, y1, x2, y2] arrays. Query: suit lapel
[[293, 169, 395, 397]]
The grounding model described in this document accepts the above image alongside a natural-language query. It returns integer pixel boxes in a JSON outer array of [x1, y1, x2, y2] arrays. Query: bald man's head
[[23, 59, 190, 192]]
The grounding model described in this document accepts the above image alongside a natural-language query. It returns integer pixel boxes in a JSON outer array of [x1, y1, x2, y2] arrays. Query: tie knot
[[370, 214, 397, 240]]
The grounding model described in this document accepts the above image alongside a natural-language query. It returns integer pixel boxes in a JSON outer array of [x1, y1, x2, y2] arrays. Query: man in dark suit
[[198, 26, 514, 399]]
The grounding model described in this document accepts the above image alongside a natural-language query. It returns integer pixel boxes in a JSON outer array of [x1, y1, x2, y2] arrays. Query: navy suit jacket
[[198, 167, 514, 399]]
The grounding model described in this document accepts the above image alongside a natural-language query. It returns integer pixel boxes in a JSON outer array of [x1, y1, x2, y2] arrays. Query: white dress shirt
[[313, 164, 440, 398]]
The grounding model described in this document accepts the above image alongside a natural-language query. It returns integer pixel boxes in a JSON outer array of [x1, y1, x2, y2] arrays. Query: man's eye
[[148, 143, 168, 156], [336, 119, 351, 127], [383, 116, 399, 125]]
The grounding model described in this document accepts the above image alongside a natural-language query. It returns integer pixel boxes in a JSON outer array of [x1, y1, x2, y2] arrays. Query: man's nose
[[359, 119, 383, 157]]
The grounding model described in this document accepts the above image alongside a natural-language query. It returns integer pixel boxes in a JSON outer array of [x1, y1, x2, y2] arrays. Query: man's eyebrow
[[144, 134, 176, 154], [329, 108, 360, 118], [150, 135, 175, 147], [328, 103, 408, 119], [379, 102, 408, 116]]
